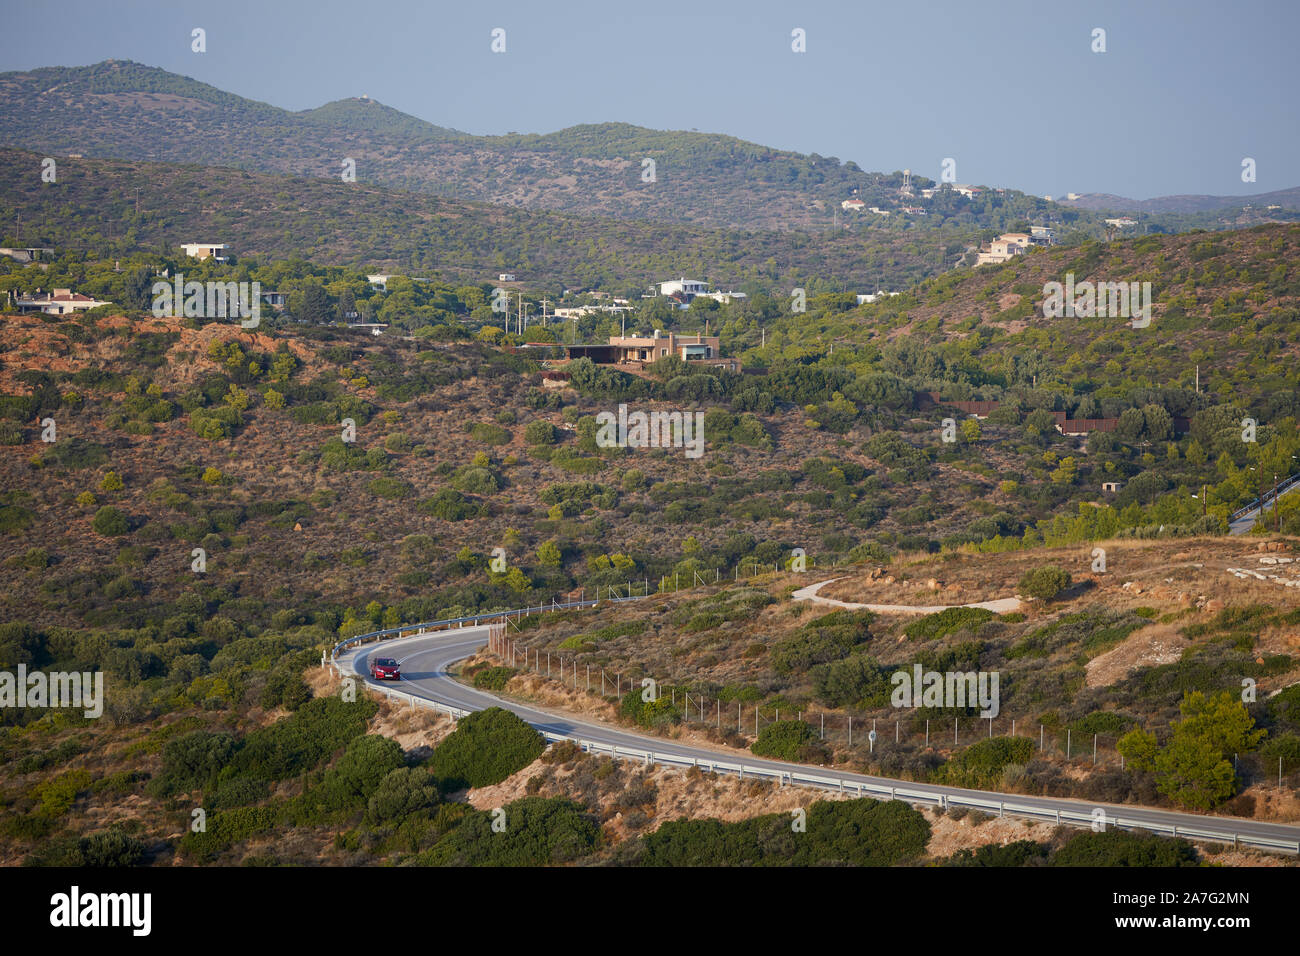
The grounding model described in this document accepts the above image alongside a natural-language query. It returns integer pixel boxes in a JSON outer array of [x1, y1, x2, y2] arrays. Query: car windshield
[[376, 659, 397, 666]]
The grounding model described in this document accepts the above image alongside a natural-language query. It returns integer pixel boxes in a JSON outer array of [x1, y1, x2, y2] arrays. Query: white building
[[658, 278, 709, 299], [499, 273, 517, 282], [14, 288, 112, 315], [367, 274, 391, 290], [1104, 217, 1138, 228], [856, 291, 900, 306], [976, 233, 1033, 265], [180, 243, 228, 262], [841, 199, 866, 211]]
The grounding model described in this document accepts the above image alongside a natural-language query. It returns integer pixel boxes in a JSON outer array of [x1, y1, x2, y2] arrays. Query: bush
[[904, 606, 995, 641], [751, 720, 817, 761], [524, 420, 556, 445], [470, 422, 512, 445], [472, 666, 515, 691], [366, 767, 441, 825], [76, 828, 146, 867], [422, 796, 598, 866], [1018, 565, 1071, 601], [426, 707, 545, 790], [770, 610, 873, 675], [91, 506, 129, 536], [619, 688, 681, 728], [1051, 829, 1199, 867], [935, 737, 1033, 789], [941, 842, 1050, 868], [636, 798, 929, 866]]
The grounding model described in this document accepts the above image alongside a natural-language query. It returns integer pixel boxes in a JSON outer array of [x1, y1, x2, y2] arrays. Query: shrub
[[935, 737, 1033, 789], [470, 422, 512, 445], [904, 606, 995, 641], [472, 666, 515, 691], [422, 797, 598, 866], [1018, 565, 1071, 601], [366, 766, 441, 825], [524, 420, 555, 445], [367, 476, 413, 500], [426, 707, 545, 790], [770, 610, 872, 674], [636, 798, 929, 866], [619, 688, 681, 729], [1051, 830, 1199, 867], [751, 720, 817, 761], [91, 506, 129, 536]]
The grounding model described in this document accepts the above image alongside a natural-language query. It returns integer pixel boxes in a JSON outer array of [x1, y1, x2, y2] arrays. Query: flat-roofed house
[[180, 243, 228, 262], [15, 288, 111, 315]]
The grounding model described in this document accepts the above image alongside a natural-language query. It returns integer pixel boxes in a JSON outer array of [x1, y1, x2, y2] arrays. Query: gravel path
[[791, 578, 1022, 615]]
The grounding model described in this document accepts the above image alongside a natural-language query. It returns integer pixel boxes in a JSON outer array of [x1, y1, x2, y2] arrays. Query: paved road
[[1230, 478, 1300, 534], [792, 578, 1022, 614], [338, 626, 1300, 850]]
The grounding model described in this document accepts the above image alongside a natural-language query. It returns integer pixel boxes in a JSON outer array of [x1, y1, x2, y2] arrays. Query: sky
[[2, 0, 1297, 200]]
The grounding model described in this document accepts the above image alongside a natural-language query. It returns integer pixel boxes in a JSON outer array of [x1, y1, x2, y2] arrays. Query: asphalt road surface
[[337, 626, 1300, 851]]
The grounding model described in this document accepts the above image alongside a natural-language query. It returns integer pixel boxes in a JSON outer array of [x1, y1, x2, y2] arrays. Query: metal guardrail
[[330, 633, 1300, 857], [330, 595, 646, 662], [1230, 472, 1300, 523]]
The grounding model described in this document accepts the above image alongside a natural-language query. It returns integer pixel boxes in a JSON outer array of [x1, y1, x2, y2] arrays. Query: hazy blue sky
[[3, 0, 1297, 199]]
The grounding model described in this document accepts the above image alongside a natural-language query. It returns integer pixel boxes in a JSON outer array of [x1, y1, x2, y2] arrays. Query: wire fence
[[488, 633, 1300, 789]]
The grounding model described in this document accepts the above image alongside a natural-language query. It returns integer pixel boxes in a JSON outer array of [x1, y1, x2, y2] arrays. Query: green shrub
[[619, 688, 681, 728], [91, 506, 129, 536], [751, 719, 816, 761], [904, 606, 996, 641], [935, 736, 1033, 789], [524, 420, 555, 445], [944, 840, 1049, 867], [1019, 565, 1071, 601], [367, 476, 413, 500], [422, 797, 598, 866], [426, 707, 545, 790], [470, 423, 512, 445], [770, 610, 872, 675], [636, 798, 929, 866], [472, 666, 516, 691], [1051, 829, 1199, 867]]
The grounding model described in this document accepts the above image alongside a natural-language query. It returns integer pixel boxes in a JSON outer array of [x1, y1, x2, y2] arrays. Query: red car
[[369, 657, 401, 680]]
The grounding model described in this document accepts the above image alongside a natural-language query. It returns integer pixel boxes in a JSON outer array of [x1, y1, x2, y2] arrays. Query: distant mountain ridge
[[1059, 187, 1300, 215], [0, 60, 1077, 234]]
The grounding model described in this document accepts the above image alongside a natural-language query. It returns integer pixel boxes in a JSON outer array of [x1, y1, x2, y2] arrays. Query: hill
[[0, 145, 967, 291], [0, 60, 1096, 236], [1061, 187, 1300, 216]]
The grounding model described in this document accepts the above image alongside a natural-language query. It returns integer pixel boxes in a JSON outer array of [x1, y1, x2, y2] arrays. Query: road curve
[[337, 626, 1300, 851], [792, 578, 1022, 615]]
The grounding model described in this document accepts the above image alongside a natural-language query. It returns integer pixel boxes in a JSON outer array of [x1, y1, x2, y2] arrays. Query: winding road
[[336, 625, 1300, 854]]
